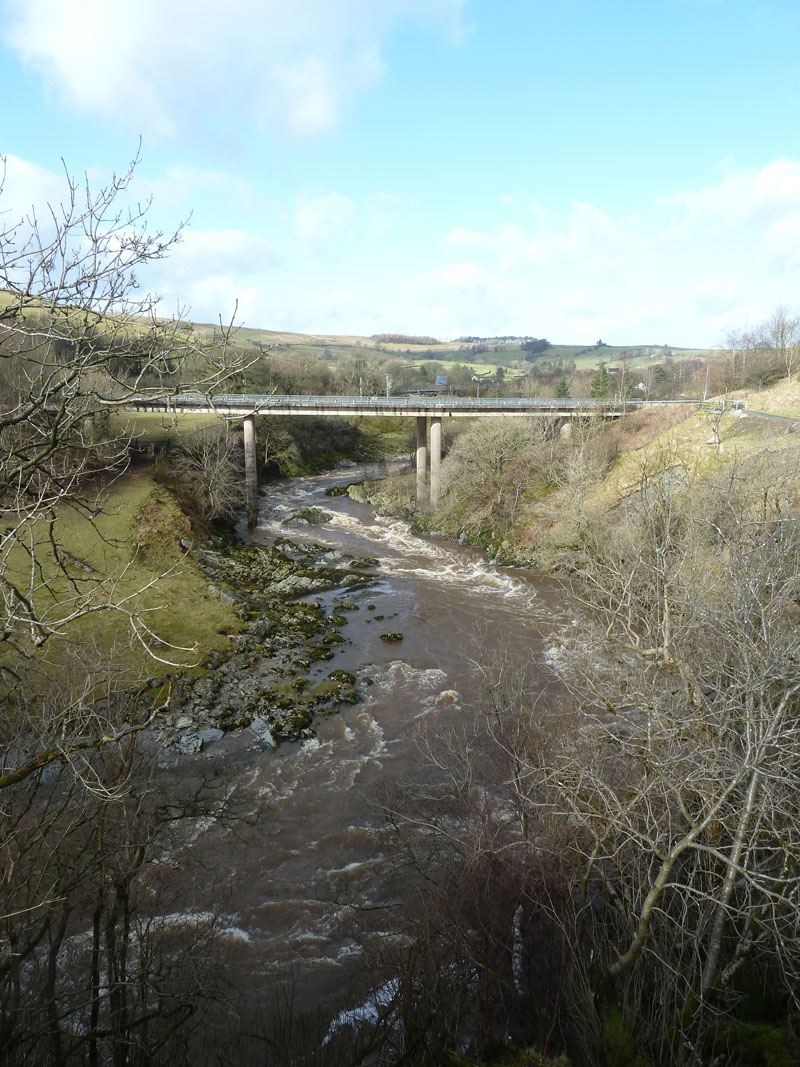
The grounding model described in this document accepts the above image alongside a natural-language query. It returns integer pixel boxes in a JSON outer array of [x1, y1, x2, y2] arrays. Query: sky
[[3, 0, 800, 347]]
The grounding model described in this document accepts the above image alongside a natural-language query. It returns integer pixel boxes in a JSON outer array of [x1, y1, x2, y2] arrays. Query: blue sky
[[3, 0, 800, 346]]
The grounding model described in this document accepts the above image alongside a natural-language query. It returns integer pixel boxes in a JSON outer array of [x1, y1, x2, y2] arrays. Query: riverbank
[[0, 471, 242, 699], [154, 534, 382, 754]]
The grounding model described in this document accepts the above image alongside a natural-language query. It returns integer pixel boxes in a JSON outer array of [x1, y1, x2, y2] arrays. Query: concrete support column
[[243, 414, 259, 527], [430, 416, 442, 509], [415, 416, 427, 503], [559, 419, 573, 440]]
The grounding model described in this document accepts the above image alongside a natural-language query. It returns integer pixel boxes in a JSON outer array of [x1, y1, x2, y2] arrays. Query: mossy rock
[[282, 506, 333, 526], [289, 707, 314, 728], [347, 484, 370, 503], [380, 632, 403, 642], [309, 679, 360, 708], [319, 631, 346, 646], [327, 669, 356, 684], [215, 709, 255, 730], [333, 598, 359, 611], [350, 556, 380, 570], [274, 707, 314, 738]]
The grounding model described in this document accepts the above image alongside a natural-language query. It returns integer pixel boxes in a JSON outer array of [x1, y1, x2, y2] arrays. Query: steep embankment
[[349, 382, 800, 569], [0, 471, 242, 696]]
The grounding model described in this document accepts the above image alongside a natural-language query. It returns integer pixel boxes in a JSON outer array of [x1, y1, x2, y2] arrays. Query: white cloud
[[145, 159, 800, 344], [664, 158, 800, 230], [0, 153, 282, 324], [141, 227, 282, 324], [402, 161, 800, 345], [762, 213, 800, 271], [169, 228, 281, 277], [404, 262, 522, 336], [9, 149, 800, 348], [0, 154, 64, 219], [295, 191, 356, 246], [179, 275, 263, 327], [445, 202, 636, 272], [1, 0, 465, 138], [444, 224, 524, 251], [137, 165, 259, 216]]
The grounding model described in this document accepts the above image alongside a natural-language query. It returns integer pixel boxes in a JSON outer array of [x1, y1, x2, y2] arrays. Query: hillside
[[361, 376, 800, 570], [189, 319, 721, 372]]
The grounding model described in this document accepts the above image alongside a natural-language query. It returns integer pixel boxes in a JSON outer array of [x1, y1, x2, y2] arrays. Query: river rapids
[[170, 462, 575, 1023]]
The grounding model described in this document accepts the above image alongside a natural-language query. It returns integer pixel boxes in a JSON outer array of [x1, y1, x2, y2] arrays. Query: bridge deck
[[128, 393, 679, 418]]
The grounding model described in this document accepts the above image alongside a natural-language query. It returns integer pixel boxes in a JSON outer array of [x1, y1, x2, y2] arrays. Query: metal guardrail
[[735, 409, 800, 423], [130, 392, 659, 412]]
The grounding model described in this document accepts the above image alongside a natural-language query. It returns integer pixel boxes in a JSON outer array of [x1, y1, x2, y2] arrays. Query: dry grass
[[522, 383, 800, 565], [735, 378, 800, 416]]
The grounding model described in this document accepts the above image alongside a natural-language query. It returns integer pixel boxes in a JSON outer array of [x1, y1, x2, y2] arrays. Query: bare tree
[[543, 444, 800, 1061], [440, 417, 550, 537], [721, 326, 761, 391], [0, 671, 239, 1065], [377, 439, 800, 1063], [765, 304, 800, 381], [0, 149, 246, 675], [169, 425, 244, 521]]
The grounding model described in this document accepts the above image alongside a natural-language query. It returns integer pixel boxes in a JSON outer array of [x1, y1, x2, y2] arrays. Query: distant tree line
[[521, 338, 551, 358], [372, 333, 439, 345], [528, 357, 575, 379], [456, 335, 534, 343]]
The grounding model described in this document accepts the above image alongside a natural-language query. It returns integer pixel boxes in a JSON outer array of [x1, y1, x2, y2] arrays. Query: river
[[179, 461, 574, 1029]]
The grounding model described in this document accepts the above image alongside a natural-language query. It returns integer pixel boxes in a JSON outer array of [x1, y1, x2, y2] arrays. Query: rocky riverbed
[[149, 531, 381, 757]]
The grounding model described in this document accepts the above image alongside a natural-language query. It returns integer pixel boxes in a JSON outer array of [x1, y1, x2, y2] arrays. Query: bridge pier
[[243, 414, 258, 527], [416, 417, 427, 502], [430, 416, 442, 508]]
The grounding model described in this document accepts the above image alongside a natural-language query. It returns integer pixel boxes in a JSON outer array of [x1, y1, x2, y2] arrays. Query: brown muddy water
[[167, 462, 576, 1024]]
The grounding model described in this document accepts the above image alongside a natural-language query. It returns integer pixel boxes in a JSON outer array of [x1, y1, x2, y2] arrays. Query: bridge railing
[[130, 392, 658, 412]]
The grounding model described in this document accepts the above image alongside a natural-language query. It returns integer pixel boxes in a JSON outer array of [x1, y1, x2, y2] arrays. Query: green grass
[[526, 344, 723, 372], [1, 474, 242, 691], [109, 410, 221, 447], [404, 359, 525, 377]]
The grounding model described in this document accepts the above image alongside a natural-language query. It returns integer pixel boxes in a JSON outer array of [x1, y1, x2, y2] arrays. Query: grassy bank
[[2, 471, 241, 693], [109, 409, 220, 448]]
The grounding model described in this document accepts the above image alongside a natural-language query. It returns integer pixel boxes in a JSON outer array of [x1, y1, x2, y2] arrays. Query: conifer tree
[[590, 363, 611, 398]]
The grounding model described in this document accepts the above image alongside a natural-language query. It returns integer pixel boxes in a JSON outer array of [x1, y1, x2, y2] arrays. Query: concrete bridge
[[128, 392, 678, 525]]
